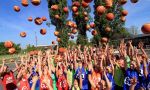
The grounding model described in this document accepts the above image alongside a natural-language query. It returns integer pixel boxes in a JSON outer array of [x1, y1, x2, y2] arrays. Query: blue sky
[[0, 0, 150, 48]]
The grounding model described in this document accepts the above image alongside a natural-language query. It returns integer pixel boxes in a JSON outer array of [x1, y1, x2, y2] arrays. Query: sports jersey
[[1, 71, 17, 90], [67, 69, 74, 87], [28, 71, 40, 90], [51, 73, 57, 90], [123, 68, 140, 90], [56, 74, 68, 90], [114, 65, 124, 87], [74, 67, 89, 90], [19, 75, 30, 90], [91, 71, 101, 90], [40, 74, 53, 90], [107, 73, 115, 90]]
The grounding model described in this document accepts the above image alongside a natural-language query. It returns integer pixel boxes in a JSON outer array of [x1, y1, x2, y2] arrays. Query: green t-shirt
[[67, 69, 75, 86], [51, 73, 57, 90], [125, 55, 130, 68], [114, 65, 125, 87]]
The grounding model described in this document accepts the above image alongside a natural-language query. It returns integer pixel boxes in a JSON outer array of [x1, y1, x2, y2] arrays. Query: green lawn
[[0, 54, 21, 65]]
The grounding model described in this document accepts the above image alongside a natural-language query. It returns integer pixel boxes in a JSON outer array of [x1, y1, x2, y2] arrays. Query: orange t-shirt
[[2, 71, 17, 90], [40, 74, 53, 90], [91, 71, 101, 90], [19, 75, 30, 90]]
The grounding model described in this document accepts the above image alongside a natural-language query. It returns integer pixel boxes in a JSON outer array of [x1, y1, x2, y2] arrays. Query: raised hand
[[138, 41, 144, 49], [130, 77, 137, 85], [134, 48, 138, 55], [32, 75, 39, 83]]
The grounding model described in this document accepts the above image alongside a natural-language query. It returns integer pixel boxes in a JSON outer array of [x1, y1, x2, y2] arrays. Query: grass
[[0, 54, 21, 65]]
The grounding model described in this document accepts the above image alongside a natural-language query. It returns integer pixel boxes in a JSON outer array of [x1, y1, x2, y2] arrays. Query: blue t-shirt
[[74, 67, 89, 90], [107, 73, 115, 90], [123, 68, 140, 90], [28, 70, 40, 90], [146, 73, 150, 89]]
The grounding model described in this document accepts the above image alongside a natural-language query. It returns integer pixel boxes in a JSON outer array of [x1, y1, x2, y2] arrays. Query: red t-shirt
[[40, 74, 53, 90], [57, 75, 68, 90], [19, 75, 30, 90], [2, 71, 17, 90], [91, 72, 101, 90]]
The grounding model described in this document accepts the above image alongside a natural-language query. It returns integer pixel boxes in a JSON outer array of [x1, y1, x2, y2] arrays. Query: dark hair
[[93, 65, 100, 72], [6, 83, 17, 90], [115, 55, 120, 60]]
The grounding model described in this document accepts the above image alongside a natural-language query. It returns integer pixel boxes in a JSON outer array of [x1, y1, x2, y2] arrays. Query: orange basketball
[[131, 0, 138, 3], [90, 22, 95, 28], [8, 48, 16, 54], [57, 38, 61, 42], [83, 12, 88, 16], [105, 27, 111, 32], [40, 28, 47, 35], [54, 15, 60, 19], [105, 0, 113, 8], [28, 17, 33, 22], [92, 30, 97, 36], [72, 1, 80, 7], [66, 21, 74, 27], [84, 0, 92, 3], [72, 29, 78, 34], [21, 0, 28, 7], [51, 5, 59, 10], [20, 32, 26, 37], [96, 6, 106, 15], [82, 1, 89, 8], [54, 31, 59, 36], [14, 6, 20, 12], [86, 24, 91, 30], [72, 6, 78, 12], [31, 0, 41, 6], [41, 16, 47, 21], [34, 17, 43, 25], [141, 23, 150, 34], [120, 16, 126, 22], [120, 0, 127, 5], [84, 17, 89, 21], [4, 41, 13, 48], [63, 7, 69, 13], [58, 47, 66, 53], [121, 10, 128, 16], [106, 13, 115, 21]]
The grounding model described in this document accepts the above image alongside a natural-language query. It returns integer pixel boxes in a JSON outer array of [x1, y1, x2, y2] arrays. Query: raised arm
[[38, 51, 42, 77], [31, 75, 39, 90], [139, 42, 148, 62], [143, 57, 148, 78], [12, 60, 19, 72], [104, 70, 112, 90], [129, 78, 137, 90], [127, 40, 134, 58], [108, 55, 114, 76], [0, 59, 5, 73], [47, 50, 52, 75], [135, 48, 141, 71]]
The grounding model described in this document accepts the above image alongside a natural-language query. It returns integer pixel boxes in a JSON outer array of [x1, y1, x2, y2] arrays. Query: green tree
[[0, 42, 21, 55], [24, 44, 36, 52], [47, 0, 71, 48], [72, 0, 91, 46], [127, 26, 138, 36], [93, 0, 125, 45]]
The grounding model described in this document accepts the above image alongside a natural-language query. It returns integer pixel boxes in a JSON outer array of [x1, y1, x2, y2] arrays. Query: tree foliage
[[72, 0, 91, 46], [93, 0, 125, 45], [0, 42, 21, 55], [47, 0, 71, 48]]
